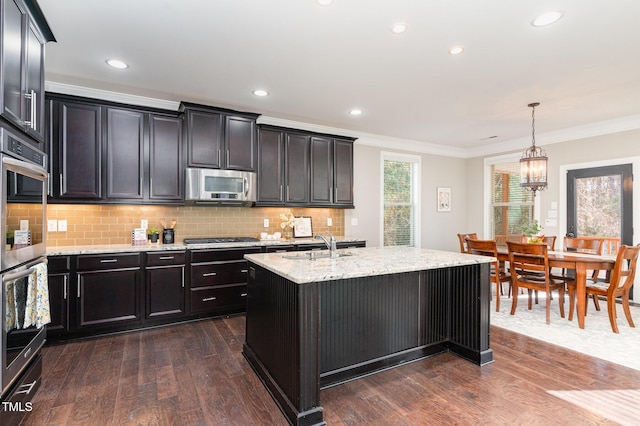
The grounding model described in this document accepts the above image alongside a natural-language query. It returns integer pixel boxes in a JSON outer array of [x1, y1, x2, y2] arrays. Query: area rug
[[490, 293, 640, 371]]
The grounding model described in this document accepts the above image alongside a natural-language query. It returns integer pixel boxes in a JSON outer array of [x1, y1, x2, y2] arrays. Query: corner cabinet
[[0, 0, 55, 144], [257, 125, 355, 208], [46, 93, 183, 205], [180, 102, 258, 171]]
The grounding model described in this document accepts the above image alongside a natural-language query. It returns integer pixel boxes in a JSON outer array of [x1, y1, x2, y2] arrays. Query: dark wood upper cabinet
[[106, 108, 145, 200], [0, 0, 54, 145], [257, 125, 355, 208], [310, 136, 333, 204], [333, 139, 354, 206], [149, 115, 183, 201], [185, 108, 223, 168], [225, 115, 256, 170], [49, 99, 102, 199], [180, 102, 258, 171], [257, 127, 284, 203], [285, 132, 310, 204]]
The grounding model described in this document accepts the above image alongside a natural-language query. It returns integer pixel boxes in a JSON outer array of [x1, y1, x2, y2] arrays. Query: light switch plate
[[58, 220, 68, 232], [263, 218, 269, 228], [351, 218, 358, 226], [20, 220, 29, 230], [47, 220, 57, 232], [141, 219, 148, 229], [327, 218, 333, 226]]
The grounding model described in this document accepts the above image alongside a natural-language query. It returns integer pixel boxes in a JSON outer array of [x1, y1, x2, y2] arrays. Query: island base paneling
[[243, 262, 493, 426]]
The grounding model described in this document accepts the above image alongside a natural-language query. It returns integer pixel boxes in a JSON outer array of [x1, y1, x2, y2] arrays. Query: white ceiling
[[39, 0, 640, 157]]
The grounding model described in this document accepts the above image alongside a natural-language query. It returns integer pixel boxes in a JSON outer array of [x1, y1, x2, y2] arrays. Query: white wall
[[345, 143, 467, 251]]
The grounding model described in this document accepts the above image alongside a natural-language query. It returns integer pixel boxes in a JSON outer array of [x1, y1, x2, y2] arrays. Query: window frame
[[484, 153, 540, 239], [380, 151, 421, 247]]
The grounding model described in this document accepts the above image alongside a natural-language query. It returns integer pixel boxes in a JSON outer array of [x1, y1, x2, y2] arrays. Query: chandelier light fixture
[[520, 102, 548, 196]]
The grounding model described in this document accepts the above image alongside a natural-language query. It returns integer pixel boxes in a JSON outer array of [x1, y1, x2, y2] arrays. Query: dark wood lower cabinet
[[45, 242, 365, 341]]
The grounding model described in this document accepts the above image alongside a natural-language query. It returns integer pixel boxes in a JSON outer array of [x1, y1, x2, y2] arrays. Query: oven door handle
[[2, 156, 48, 179], [2, 257, 48, 283]]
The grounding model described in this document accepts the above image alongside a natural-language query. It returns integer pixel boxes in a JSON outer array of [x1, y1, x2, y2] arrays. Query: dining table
[[495, 247, 616, 329]]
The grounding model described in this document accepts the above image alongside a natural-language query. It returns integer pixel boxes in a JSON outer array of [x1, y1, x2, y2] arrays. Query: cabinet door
[[56, 101, 102, 199], [257, 128, 284, 203], [47, 273, 69, 333], [146, 265, 185, 319], [106, 108, 144, 199], [225, 115, 256, 171], [285, 133, 310, 203], [334, 139, 354, 206], [186, 109, 223, 168], [149, 114, 183, 201], [23, 19, 45, 141], [1, 0, 26, 126], [310, 136, 333, 204], [77, 268, 141, 328]]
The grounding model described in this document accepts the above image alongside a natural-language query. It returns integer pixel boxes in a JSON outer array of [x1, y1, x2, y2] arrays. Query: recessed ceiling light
[[316, 0, 333, 6], [532, 11, 563, 27], [349, 109, 363, 116], [391, 23, 408, 35], [253, 89, 269, 97], [449, 46, 464, 55], [105, 59, 129, 69]]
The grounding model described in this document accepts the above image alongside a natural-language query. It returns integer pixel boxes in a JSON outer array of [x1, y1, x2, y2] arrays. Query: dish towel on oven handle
[[24, 262, 51, 329]]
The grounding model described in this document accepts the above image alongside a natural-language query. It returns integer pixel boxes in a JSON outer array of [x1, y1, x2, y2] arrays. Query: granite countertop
[[45, 237, 366, 256], [245, 246, 493, 284]]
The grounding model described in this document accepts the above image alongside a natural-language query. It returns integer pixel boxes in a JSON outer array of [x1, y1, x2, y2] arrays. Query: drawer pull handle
[[100, 259, 118, 263], [202, 272, 217, 277], [241, 269, 248, 273], [241, 293, 248, 297], [202, 296, 217, 302], [159, 256, 175, 260], [15, 379, 37, 395]]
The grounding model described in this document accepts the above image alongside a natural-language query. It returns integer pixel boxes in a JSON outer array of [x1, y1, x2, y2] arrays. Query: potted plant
[[522, 220, 544, 243], [6, 230, 14, 248], [147, 226, 159, 243]]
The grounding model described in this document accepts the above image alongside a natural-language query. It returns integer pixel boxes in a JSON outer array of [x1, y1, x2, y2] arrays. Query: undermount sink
[[281, 252, 354, 260]]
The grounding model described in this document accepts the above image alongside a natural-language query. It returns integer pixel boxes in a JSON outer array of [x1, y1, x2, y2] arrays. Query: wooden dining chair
[[561, 237, 604, 320], [582, 244, 640, 333], [507, 241, 565, 324], [457, 233, 478, 253], [467, 239, 511, 312], [542, 236, 557, 250]]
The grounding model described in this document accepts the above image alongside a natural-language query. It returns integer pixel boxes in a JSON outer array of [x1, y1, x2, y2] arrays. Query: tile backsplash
[[45, 204, 345, 246]]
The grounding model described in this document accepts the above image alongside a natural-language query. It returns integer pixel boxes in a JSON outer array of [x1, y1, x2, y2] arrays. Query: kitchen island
[[243, 246, 493, 426]]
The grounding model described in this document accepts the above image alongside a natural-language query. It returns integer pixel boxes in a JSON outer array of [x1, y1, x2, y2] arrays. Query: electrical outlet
[[141, 219, 148, 229], [263, 218, 269, 228], [58, 220, 68, 232], [20, 220, 29, 230], [47, 220, 57, 232], [327, 218, 333, 226]]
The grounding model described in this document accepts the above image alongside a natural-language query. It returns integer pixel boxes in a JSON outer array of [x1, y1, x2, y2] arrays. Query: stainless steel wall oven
[[0, 124, 48, 399]]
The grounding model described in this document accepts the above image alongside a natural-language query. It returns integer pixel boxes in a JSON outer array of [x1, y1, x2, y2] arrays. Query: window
[[489, 160, 534, 244], [381, 153, 420, 247]]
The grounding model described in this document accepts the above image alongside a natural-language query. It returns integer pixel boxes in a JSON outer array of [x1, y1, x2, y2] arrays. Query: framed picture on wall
[[294, 217, 313, 238], [437, 187, 451, 212]]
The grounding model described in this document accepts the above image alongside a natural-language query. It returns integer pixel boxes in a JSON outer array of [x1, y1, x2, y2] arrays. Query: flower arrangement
[[280, 209, 296, 237], [522, 219, 544, 243]]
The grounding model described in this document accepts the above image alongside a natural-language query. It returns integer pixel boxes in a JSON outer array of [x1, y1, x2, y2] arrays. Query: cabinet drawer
[[146, 251, 186, 266], [264, 245, 295, 253], [0, 355, 42, 426], [191, 261, 249, 287], [337, 241, 366, 249], [48, 256, 71, 273], [190, 285, 247, 314], [76, 253, 141, 271], [190, 247, 261, 263]]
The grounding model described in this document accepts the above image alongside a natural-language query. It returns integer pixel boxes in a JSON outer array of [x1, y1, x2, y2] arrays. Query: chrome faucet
[[315, 231, 337, 258]]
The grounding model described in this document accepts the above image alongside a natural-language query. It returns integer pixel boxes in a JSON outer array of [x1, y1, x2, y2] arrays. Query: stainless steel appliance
[[0, 125, 48, 399], [185, 168, 256, 206]]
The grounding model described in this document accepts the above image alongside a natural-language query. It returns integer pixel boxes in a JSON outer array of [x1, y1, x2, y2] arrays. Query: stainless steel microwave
[[185, 168, 256, 206]]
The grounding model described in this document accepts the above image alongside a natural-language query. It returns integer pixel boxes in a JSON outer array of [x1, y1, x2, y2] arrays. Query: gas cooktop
[[183, 237, 260, 244]]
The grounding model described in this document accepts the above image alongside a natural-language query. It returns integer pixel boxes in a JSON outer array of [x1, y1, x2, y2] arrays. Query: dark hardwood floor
[[24, 315, 640, 425]]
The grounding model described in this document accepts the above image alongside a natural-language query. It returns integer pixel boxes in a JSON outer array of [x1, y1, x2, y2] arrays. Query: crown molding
[[45, 81, 180, 111]]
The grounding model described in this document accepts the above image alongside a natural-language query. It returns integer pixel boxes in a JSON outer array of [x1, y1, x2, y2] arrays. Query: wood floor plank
[[25, 316, 640, 426]]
